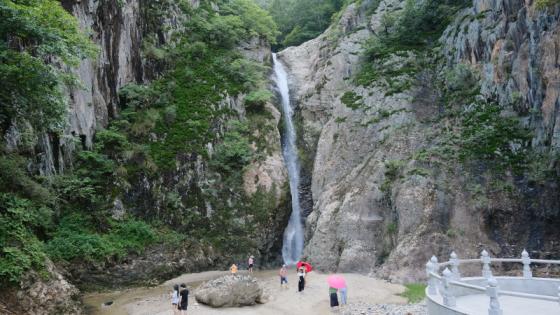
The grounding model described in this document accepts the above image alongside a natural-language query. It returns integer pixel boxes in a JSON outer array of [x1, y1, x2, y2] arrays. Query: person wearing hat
[[279, 264, 288, 288], [248, 255, 254, 273]]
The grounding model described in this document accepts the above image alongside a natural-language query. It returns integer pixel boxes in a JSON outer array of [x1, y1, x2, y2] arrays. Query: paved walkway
[[432, 294, 559, 315]]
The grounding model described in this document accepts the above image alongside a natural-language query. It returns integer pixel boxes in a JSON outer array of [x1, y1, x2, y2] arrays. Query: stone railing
[[426, 250, 560, 315]]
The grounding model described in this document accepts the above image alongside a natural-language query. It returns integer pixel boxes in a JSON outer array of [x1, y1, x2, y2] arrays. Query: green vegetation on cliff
[[0, 0, 97, 133], [259, 0, 346, 48], [535, 0, 560, 8], [0, 0, 96, 286], [356, 0, 533, 175], [0, 0, 281, 287]]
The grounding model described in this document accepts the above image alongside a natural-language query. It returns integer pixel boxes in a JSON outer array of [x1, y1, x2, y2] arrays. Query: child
[[230, 263, 238, 274], [248, 255, 254, 273], [279, 264, 288, 288]]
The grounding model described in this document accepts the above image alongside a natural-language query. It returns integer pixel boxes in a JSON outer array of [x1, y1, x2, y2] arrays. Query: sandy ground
[[84, 269, 407, 315]]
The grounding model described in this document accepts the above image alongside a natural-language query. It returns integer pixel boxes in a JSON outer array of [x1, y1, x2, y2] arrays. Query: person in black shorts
[[297, 267, 306, 292], [178, 283, 189, 314]]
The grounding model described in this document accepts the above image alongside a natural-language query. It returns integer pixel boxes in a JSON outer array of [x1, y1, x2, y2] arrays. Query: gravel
[[339, 301, 427, 315]]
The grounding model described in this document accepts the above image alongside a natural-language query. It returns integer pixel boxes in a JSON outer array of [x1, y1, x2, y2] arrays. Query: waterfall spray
[[272, 53, 304, 265]]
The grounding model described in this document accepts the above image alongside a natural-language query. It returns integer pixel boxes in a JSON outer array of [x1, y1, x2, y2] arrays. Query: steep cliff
[[56, 0, 289, 266], [280, 0, 560, 281], [1, 0, 288, 313]]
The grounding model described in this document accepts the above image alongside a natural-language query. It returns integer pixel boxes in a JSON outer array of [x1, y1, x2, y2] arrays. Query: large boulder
[[195, 274, 266, 308]]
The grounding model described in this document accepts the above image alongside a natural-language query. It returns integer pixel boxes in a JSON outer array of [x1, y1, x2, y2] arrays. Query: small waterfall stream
[[272, 53, 304, 265]]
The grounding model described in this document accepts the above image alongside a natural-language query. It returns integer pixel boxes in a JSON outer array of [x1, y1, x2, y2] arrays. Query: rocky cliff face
[[61, 0, 288, 273], [2, 1, 289, 313], [31, 0, 196, 174], [0, 260, 82, 315], [280, 0, 560, 282]]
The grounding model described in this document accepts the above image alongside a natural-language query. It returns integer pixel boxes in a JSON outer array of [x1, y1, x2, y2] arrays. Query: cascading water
[[272, 53, 304, 265]]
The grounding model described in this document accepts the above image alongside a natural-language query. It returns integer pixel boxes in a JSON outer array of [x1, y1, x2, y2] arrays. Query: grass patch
[[399, 283, 427, 303], [340, 91, 364, 110]]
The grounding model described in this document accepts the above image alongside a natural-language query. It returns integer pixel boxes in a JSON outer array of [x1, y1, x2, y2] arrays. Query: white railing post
[[431, 255, 439, 270], [522, 249, 532, 279], [557, 285, 559, 307], [487, 278, 502, 315], [450, 251, 461, 280], [431, 256, 440, 292], [442, 268, 456, 307], [426, 259, 437, 295], [481, 250, 493, 280]]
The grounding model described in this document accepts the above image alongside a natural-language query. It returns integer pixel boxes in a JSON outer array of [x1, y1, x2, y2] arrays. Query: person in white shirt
[[171, 284, 179, 314]]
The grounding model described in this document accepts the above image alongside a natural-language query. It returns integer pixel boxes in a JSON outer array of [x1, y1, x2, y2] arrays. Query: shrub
[[535, 0, 560, 9], [371, 0, 462, 55], [0, 194, 51, 285], [459, 102, 531, 171], [46, 231, 117, 262], [118, 83, 159, 109], [340, 91, 364, 110], [399, 283, 427, 303], [245, 90, 273, 112], [0, 154, 54, 204], [75, 151, 115, 181], [211, 121, 253, 174], [229, 58, 269, 91], [46, 215, 158, 263], [94, 129, 130, 159]]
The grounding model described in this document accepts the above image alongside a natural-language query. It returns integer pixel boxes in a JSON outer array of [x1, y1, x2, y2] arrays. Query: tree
[[0, 0, 96, 133]]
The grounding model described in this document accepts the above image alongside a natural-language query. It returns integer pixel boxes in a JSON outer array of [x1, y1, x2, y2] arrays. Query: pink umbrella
[[327, 275, 346, 289]]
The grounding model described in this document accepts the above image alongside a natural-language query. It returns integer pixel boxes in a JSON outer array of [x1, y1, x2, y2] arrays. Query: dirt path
[[84, 269, 407, 315]]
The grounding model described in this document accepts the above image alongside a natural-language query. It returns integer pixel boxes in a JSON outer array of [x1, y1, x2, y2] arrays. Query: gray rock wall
[[441, 0, 560, 150], [280, 0, 560, 282]]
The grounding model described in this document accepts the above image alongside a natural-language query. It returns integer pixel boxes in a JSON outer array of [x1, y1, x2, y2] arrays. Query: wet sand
[[83, 269, 407, 315]]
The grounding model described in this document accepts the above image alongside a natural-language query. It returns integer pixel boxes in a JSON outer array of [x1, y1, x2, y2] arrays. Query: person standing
[[279, 264, 288, 288], [329, 286, 339, 311], [340, 286, 347, 306], [230, 263, 238, 274], [178, 283, 189, 315], [171, 284, 180, 315], [297, 267, 306, 292], [248, 255, 254, 273]]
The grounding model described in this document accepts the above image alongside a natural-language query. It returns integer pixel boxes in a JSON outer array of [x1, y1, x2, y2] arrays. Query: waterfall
[[272, 53, 304, 265]]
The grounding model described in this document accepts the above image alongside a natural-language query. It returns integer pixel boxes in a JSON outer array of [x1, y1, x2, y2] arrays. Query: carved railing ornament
[[426, 250, 560, 315]]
